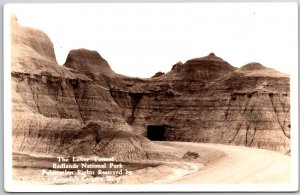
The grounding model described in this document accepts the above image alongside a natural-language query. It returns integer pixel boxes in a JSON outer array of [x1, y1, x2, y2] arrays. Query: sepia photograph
[[3, 2, 298, 192]]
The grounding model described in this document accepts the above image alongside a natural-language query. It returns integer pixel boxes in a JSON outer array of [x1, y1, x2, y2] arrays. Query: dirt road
[[161, 142, 290, 184]]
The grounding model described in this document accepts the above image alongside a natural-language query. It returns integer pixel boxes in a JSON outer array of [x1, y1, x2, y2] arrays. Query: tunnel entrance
[[147, 125, 166, 141]]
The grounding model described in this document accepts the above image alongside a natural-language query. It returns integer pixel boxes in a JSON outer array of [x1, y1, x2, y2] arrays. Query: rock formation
[[106, 53, 290, 152], [11, 16, 158, 160], [11, 15, 290, 158]]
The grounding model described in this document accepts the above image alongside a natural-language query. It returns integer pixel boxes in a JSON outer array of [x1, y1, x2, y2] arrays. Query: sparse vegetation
[[182, 151, 199, 160]]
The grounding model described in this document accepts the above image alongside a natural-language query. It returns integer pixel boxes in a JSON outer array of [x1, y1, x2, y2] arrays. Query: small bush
[[182, 151, 199, 160]]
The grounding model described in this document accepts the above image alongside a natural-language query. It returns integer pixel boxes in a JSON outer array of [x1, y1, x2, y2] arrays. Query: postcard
[[3, 2, 298, 192]]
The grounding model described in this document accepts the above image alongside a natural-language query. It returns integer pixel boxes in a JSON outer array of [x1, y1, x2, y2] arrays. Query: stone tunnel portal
[[147, 125, 166, 141]]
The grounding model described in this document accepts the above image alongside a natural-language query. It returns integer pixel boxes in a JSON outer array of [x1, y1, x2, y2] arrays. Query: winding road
[[163, 142, 291, 184]]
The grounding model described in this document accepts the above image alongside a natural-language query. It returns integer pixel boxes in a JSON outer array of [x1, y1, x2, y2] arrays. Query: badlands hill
[[11, 16, 163, 161], [11, 15, 290, 161]]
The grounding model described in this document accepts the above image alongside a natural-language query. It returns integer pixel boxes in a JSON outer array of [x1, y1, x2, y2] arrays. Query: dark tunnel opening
[[147, 125, 166, 141]]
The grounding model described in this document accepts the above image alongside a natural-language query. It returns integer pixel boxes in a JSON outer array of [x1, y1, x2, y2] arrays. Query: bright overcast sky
[[7, 3, 298, 78]]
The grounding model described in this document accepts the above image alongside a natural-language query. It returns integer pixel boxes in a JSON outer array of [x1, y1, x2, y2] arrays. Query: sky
[[6, 3, 298, 78]]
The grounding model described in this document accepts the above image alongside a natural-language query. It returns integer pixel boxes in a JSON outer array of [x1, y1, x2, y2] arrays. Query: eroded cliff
[[11, 16, 163, 160], [11, 15, 290, 156], [103, 54, 290, 152]]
